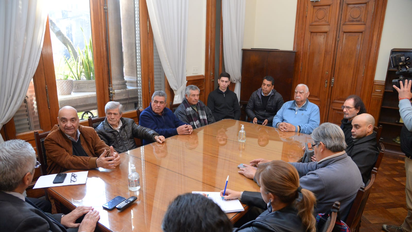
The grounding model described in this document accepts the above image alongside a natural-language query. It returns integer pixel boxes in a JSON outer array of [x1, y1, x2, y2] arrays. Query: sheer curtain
[[146, 0, 188, 104], [222, 0, 245, 101], [0, 0, 47, 143]]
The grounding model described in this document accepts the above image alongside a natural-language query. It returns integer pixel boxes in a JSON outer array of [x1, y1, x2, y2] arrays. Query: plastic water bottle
[[238, 124, 246, 142], [128, 164, 140, 191]]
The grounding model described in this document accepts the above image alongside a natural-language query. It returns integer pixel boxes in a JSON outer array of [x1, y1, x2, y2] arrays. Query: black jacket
[[95, 117, 158, 153], [346, 133, 379, 184], [235, 191, 306, 232], [340, 118, 354, 147], [246, 88, 284, 123], [207, 88, 240, 121]]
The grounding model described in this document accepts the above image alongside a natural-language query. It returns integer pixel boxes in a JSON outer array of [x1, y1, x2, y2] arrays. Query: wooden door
[[327, 0, 376, 124], [295, 0, 386, 124], [299, 0, 341, 121]]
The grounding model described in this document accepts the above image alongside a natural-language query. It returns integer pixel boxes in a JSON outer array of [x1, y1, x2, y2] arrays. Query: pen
[[222, 175, 229, 200]]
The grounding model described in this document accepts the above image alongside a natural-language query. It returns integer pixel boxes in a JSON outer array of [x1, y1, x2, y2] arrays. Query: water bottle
[[128, 164, 140, 191], [238, 124, 246, 142]]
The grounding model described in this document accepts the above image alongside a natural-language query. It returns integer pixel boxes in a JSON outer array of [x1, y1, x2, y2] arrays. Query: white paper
[[192, 191, 244, 213], [33, 171, 88, 189]]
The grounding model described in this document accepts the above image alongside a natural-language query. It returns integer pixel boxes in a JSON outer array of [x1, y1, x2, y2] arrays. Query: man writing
[[0, 140, 100, 232], [246, 76, 284, 126], [45, 106, 120, 174], [95, 101, 165, 152], [174, 85, 215, 128], [272, 84, 320, 134], [140, 91, 193, 145], [341, 95, 367, 147], [207, 72, 241, 121]]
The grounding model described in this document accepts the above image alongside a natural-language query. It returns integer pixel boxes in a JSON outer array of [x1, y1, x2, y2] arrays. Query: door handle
[[325, 80, 328, 88]]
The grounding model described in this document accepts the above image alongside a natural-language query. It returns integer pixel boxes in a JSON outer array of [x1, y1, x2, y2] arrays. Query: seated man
[[140, 91, 193, 145], [246, 76, 284, 126], [45, 106, 121, 174], [347, 113, 379, 184], [341, 95, 367, 147], [238, 123, 363, 220], [272, 84, 320, 134], [174, 85, 215, 129], [95, 101, 165, 152], [207, 72, 240, 121], [162, 193, 233, 232], [0, 139, 100, 232]]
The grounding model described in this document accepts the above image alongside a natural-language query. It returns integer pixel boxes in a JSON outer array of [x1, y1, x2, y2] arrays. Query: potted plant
[[72, 35, 96, 92], [55, 58, 73, 95]]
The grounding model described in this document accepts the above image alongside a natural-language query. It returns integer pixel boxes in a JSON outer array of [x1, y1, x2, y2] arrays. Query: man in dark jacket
[[140, 91, 193, 145], [246, 76, 284, 126], [95, 101, 165, 153], [174, 85, 215, 129], [0, 140, 100, 232], [207, 72, 240, 121], [346, 113, 379, 184], [340, 95, 367, 147]]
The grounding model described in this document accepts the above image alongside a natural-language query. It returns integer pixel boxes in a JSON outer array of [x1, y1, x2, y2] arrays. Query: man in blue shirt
[[139, 91, 193, 145], [272, 84, 320, 134]]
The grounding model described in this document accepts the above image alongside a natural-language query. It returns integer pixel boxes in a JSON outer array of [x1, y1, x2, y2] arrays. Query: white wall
[[375, 0, 412, 81], [243, 0, 297, 50], [186, 0, 206, 76]]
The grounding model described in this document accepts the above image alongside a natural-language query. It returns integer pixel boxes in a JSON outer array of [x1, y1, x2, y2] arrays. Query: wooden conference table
[[47, 119, 313, 232]]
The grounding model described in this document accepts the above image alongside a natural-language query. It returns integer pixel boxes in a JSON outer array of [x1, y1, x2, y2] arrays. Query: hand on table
[[238, 164, 257, 180], [253, 117, 258, 124], [61, 206, 93, 228], [77, 209, 100, 232], [177, 125, 193, 135], [278, 122, 296, 132], [96, 146, 120, 169], [261, 119, 269, 126], [249, 158, 270, 167], [154, 135, 165, 143]]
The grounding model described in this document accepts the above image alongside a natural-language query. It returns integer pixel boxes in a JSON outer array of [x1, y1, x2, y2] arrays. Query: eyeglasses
[[34, 160, 41, 169], [311, 141, 320, 148], [70, 173, 77, 183], [341, 105, 354, 110]]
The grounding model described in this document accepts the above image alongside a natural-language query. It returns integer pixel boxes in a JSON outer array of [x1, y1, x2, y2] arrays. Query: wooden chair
[[373, 142, 385, 174], [88, 116, 105, 128], [136, 107, 143, 122], [34, 131, 50, 175], [325, 202, 341, 232], [374, 125, 383, 143], [345, 167, 378, 232]]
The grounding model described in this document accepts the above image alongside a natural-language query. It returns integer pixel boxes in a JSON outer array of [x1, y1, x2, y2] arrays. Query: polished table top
[[48, 119, 313, 232]]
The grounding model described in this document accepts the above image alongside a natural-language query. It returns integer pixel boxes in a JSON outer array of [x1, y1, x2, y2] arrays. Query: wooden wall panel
[[370, 80, 385, 126]]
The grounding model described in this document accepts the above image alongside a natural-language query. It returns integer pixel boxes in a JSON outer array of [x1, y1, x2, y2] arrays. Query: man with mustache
[[45, 106, 120, 174]]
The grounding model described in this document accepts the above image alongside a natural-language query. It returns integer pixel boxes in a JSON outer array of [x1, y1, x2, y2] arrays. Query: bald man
[[346, 113, 379, 184], [44, 106, 120, 174]]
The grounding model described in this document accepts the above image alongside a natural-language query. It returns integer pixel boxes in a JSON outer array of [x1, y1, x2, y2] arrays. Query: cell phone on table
[[53, 173, 67, 184], [238, 164, 245, 169], [102, 196, 126, 210]]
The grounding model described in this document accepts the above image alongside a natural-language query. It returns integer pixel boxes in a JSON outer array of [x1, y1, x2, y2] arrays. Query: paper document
[[192, 191, 244, 213], [33, 171, 88, 189]]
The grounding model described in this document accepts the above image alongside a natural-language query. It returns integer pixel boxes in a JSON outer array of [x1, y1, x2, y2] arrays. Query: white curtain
[[222, 0, 245, 101], [0, 0, 48, 143], [146, 0, 188, 104]]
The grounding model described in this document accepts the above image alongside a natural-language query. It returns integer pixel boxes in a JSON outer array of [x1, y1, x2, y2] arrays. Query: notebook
[[192, 191, 244, 213]]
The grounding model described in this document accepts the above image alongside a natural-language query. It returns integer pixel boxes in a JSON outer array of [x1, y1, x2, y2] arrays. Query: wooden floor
[[361, 151, 408, 232]]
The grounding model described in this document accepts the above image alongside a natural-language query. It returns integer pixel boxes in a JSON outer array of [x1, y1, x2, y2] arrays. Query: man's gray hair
[[185, 85, 200, 96], [0, 140, 36, 191], [311, 122, 346, 152], [105, 101, 123, 114], [297, 84, 309, 93], [152, 90, 167, 101]]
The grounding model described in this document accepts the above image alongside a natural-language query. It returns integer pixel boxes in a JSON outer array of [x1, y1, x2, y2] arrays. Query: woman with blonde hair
[[222, 160, 316, 232]]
